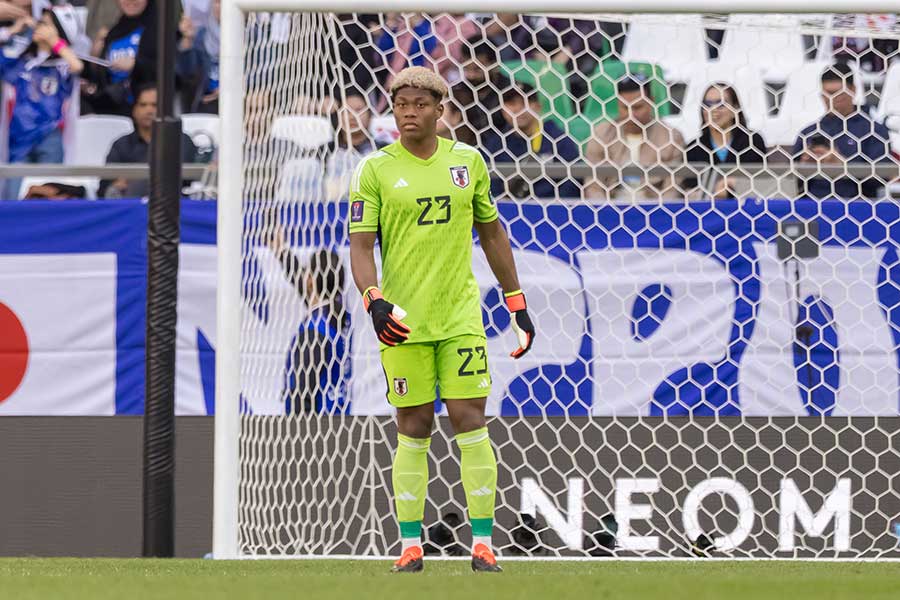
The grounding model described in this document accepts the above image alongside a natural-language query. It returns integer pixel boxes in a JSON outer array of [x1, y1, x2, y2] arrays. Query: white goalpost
[[216, 1, 900, 560]]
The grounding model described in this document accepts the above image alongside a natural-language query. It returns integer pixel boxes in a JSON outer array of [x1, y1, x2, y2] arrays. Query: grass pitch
[[2, 558, 899, 599]]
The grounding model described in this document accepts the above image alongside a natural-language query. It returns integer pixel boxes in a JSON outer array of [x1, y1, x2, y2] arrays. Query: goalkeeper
[[349, 66, 535, 573]]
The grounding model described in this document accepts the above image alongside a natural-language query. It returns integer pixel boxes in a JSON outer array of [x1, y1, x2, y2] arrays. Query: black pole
[[143, 0, 182, 558]]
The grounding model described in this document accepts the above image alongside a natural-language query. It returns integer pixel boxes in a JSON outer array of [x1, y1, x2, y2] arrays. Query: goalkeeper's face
[[393, 87, 443, 143]]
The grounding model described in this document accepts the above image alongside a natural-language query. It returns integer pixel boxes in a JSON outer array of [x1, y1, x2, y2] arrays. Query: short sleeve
[[472, 153, 498, 224], [347, 157, 381, 233]]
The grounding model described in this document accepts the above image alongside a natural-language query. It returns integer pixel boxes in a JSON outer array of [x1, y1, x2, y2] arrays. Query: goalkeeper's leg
[[391, 403, 435, 573], [382, 343, 438, 572], [446, 397, 501, 573]]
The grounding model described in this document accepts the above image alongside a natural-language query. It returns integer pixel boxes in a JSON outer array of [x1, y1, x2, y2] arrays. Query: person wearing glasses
[[683, 82, 767, 200]]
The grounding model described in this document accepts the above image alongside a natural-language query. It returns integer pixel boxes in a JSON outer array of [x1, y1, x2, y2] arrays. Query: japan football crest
[[393, 377, 408, 397], [450, 166, 470, 189]]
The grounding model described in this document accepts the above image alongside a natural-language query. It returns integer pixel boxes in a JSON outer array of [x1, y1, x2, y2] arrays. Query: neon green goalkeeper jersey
[[348, 136, 499, 344]]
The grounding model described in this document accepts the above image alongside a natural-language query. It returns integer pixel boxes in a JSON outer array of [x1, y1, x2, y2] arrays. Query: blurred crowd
[[0, 8, 899, 201]]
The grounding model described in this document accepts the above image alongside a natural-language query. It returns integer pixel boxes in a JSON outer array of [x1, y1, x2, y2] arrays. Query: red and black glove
[[505, 289, 535, 358], [363, 286, 411, 346]]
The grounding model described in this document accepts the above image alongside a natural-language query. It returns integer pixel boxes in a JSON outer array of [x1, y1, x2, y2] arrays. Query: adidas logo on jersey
[[394, 178, 409, 188], [478, 378, 490, 389], [397, 492, 417, 501], [469, 487, 493, 497]]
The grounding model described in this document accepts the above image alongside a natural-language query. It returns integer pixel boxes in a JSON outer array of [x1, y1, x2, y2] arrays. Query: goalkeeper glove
[[504, 289, 535, 359], [363, 286, 410, 346]]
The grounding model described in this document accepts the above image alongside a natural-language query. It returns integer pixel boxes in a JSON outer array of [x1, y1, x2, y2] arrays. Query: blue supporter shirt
[[106, 26, 143, 83], [792, 111, 893, 199], [283, 306, 352, 414], [484, 119, 582, 199], [0, 45, 73, 162]]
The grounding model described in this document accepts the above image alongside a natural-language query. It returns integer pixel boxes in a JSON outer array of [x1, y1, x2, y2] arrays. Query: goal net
[[217, 7, 900, 559]]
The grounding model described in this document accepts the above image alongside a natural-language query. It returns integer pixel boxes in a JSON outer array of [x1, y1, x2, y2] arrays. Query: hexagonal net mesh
[[234, 11, 900, 558]]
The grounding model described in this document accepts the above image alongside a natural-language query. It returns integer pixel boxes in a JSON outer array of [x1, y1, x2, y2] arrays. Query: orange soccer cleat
[[391, 545, 424, 573], [470, 543, 502, 573]]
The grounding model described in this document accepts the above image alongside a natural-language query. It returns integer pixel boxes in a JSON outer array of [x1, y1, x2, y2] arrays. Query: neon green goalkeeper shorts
[[380, 334, 492, 407]]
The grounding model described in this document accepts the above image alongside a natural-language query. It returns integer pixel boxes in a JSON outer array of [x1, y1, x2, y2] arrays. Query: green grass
[[1, 558, 899, 599]]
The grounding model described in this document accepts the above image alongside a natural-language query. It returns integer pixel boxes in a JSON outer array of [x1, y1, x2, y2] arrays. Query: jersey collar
[[396, 136, 445, 166]]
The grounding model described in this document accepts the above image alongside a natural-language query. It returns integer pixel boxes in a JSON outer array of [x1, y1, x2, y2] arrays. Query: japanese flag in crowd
[[0, 254, 116, 414]]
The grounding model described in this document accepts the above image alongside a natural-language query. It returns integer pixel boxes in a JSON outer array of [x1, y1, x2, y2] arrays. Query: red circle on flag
[[0, 302, 28, 403]]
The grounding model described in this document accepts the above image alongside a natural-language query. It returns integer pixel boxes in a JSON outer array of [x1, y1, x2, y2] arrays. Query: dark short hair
[[617, 76, 651, 98], [343, 88, 367, 103], [459, 37, 499, 66], [502, 83, 539, 106], [807, 134, 832, 149], [133, 82, 156, 103], [821, 62, 854, 87]]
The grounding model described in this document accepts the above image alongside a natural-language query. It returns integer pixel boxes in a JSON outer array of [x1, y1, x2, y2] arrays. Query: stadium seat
[[666, 63, 768, 144], [68, 115, 133, 165], [760, 62, 864, 147], [181, 113, 220, 152], [271, 115, 332, 150], [275, 157, 323, 203], [622, 14, 707, 83], [717, 14, 806, 84]]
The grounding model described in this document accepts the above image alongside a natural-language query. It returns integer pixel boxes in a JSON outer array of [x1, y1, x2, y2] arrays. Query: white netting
[[233, 11, 900, 558]]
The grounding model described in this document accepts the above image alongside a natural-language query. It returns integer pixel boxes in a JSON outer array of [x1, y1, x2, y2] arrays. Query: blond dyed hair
[[389, 66, 448, 101]]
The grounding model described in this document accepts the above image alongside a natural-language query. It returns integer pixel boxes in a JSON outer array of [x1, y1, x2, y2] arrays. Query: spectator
[[176, 0, 220, 114], [0, 1, 28, 32], [84, 0, 121, 41], [797, 134, 845, 198], [436, 96, 476, 146], [481, 13, 540, 62], [683, 82, 767, 199], [429, 13, 479, 81], [584, 76, 685, 202], [792, 62, 893, 200], [483, 83, 581, 200], [23, 181, 87, 199], [543, 17, 616, 103], [827, 14, 897, 74], [324, 91, 377, 200], [82, 0, 153, 115], [335, 14, 380, 97], [269, 229, 352, 414], [243, 88, 305, 202], [99, 83, 199, 198], [374, 13, 436, 105], [1, 9, 83, 199], [450, 37, 509, 146]]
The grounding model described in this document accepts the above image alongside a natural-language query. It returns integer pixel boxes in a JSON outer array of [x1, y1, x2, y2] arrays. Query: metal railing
[[0, 161, 896, 200]]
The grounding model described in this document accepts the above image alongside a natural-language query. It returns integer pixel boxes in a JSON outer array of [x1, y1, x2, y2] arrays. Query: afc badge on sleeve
[[450, 166, 470, 189], [393, 377, 408, 397], [350, 200, 364, 222]]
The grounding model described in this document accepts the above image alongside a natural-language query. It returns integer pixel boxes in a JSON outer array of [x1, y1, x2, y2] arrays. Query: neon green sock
[[393, 433, 430, 543], [456, 427, 497, 539]]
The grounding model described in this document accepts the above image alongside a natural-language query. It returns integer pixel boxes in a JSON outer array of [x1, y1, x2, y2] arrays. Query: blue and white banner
[[1, 198, 899, 416]]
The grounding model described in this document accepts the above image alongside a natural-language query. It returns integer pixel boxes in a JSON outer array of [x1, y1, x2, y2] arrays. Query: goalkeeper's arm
[[349, 231, 411, 346], [475, 218, 535, 358]]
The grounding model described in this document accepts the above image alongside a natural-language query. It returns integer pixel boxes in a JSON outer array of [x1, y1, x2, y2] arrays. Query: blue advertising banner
[[0, 198, 898, 416]]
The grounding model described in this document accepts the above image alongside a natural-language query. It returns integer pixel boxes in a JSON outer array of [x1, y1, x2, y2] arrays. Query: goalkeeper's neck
[[400, 134, 439, 161]]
